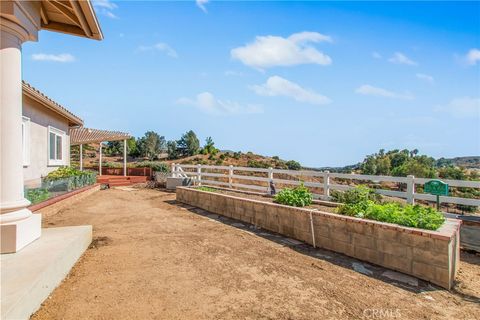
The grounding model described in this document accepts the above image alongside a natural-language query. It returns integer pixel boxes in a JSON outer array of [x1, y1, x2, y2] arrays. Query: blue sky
[[23, 1, 480, 167]]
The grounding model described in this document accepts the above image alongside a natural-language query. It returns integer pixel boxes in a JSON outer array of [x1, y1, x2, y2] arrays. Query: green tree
[[167, 140, 179, 160], [136, 131, 166, 160], [105, 141, 122, 156], [202, 136, 217, 154], [177, 130, 200, 157], [126, 137, 138, 157], [286, 160, 301, 171]]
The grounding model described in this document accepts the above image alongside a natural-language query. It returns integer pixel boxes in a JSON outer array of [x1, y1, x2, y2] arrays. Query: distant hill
[[309, 156, 480, 173], [438, 156, 480, 169]]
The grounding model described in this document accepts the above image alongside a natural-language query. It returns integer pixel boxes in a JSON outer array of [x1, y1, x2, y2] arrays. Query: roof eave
[[22, 82, 84, 127]]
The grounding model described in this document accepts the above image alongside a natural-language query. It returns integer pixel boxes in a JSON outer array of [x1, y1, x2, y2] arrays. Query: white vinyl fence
[[171, 163, 480, 208]]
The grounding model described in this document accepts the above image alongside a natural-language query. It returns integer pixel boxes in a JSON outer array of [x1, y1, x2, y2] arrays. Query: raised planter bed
[[177, 186, 461, 289], [28, 184, 100, 218]]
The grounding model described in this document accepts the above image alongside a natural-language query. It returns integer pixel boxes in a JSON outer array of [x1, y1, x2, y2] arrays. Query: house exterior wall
[[22, 95, 72, 187]]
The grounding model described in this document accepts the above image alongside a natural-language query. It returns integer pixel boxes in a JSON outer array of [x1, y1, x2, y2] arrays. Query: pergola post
[[79, 144, 83, 171], [99, 142, 103, 176], [123, 139, 127, 176]]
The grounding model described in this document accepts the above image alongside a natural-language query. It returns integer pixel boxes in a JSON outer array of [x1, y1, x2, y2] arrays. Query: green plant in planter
[[43, 167, 97, 191], [197, 186, 218, 193], [331, 185, 383, 205], [25, 188, 50, 204], [274, 183, 313, 207], [336, 186, 445, 230]]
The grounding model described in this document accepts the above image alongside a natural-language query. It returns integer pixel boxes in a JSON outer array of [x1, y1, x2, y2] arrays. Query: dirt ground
[[32, 188, 480, 320]]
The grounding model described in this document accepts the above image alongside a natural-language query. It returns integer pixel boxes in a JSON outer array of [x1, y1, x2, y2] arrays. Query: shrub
[[103, 161, 123, 168], [135, 161, 169, 172], [197, 186, 218, 192], [336, 186, 445, 230], [274, 184, 313, 207], [233, 152, 241, 160], [331, 185, 383, 204], [247, 160, 270, 169], [25, 188, 50, 204], [43, 167, 97, 191], [286, 160, 301, 170]]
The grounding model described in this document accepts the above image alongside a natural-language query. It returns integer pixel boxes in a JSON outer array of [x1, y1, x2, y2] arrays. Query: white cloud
[[355, 84, 414, 100], [196, 0, 209, 13], [372, 51, 382, 59], [252, 76, 331, 105], [176, 92, 263, 115], [231, 31, 332, 69], [436, 97, 480, 118], [93, 0, 118, 18], [31, 53, 75, 63], [465, 48, 480, 66], [416, 73, 434, 84], [137, 43, 178, 58], [388, 52, 417, 66]]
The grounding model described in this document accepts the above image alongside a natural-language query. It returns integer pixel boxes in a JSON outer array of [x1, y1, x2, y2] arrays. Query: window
[[22, 117, 30, 166], [48, 126, 65, 166]]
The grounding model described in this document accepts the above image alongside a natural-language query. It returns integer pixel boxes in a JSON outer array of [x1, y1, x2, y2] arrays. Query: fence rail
[[171, 163, 480, 207]]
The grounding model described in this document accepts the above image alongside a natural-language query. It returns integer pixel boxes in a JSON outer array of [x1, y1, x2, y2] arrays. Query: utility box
[[166, 177, 193, 190]]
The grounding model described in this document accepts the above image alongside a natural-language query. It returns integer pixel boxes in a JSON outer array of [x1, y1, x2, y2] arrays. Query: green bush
[[336, 186, 445, 230], [247, 160, 270, 169], [274, 184, 313, 207], [103, 161, 123, 168], [43, 167, 97, 191], [286, 160, 301, 170], [134, 161, 169, 172], [197, 186, 218, 192], [331, 185, 383, 204], [25, 188, 50, 205]]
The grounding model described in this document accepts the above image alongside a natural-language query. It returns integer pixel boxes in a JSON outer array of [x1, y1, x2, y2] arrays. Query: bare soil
[[32, 188, 480, 320]]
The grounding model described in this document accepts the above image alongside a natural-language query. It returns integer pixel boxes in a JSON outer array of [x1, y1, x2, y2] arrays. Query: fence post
[[268, 167, 274, 193], [406, 175, 415, 205], [197, 164, 202, 186], [229, 165, 233, 188], [323, 170, 330, 199], [171, 163, 176, 178]]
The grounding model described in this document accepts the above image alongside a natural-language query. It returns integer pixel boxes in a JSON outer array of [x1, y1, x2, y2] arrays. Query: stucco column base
[[1, 212, 41, 254]]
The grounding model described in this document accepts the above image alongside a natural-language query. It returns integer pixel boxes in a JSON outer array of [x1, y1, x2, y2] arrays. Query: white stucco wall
[[22, 95, 71, 187]]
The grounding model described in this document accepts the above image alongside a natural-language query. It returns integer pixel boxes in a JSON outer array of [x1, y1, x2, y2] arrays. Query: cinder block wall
[[177, 187, 461, 290]]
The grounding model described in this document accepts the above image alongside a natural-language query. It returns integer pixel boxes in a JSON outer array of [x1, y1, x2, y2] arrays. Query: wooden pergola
[[70, 127, 131, 176]]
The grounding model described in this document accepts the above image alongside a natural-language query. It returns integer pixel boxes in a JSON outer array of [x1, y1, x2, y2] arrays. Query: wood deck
[[97, 175, 148, 186]]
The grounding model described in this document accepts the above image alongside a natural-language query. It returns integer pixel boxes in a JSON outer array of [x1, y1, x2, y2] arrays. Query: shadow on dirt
[[165, 199, 448, 295]]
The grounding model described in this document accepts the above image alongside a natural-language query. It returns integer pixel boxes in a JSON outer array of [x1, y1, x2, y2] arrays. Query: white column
[[0, 29, 41, 253], [99, 142, 103, 176], [123, 139, 127, 176], [79, 144, 83, 171]]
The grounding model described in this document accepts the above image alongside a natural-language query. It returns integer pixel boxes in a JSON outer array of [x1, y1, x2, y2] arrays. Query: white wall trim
[[22, 116, 31, 167], [47, 125, 67, 166]]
